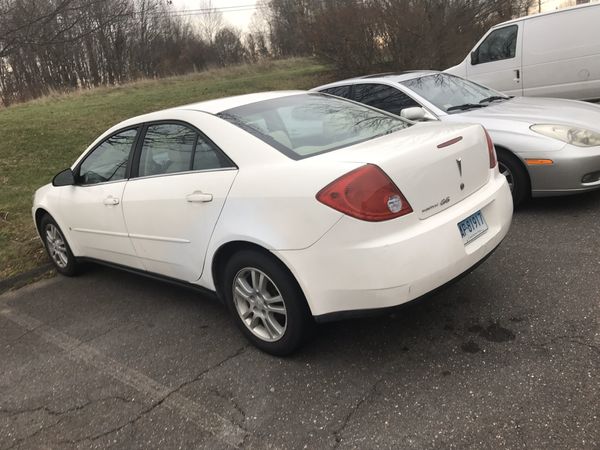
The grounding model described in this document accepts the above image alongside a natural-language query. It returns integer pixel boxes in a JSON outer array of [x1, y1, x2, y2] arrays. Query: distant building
[[529, 0, 600, 14]]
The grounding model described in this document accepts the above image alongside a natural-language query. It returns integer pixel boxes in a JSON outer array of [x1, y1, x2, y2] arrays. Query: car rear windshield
[[218, 93, 411, 159]]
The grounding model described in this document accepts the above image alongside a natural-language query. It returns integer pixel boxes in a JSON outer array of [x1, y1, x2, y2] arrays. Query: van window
[[474, 25, 518, 65]]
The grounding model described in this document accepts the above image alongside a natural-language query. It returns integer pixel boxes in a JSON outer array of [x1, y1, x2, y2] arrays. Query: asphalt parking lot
[[1, 191, 599, 449]]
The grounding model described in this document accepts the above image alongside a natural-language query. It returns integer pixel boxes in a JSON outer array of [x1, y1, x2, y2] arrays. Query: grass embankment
[[0, 58, 334, 279]]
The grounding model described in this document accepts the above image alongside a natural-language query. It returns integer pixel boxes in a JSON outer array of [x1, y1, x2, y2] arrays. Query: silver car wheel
[[499, 161, 514, 192], [45, 224, 69, 269], [232, 267, 287, 342]]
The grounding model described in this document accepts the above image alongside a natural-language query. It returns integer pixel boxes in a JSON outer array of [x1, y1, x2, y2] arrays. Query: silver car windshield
[[401, 73, 509, 114], [219, 93, 411, 159]]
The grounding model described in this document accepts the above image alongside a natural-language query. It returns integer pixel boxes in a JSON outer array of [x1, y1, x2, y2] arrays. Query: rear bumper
[[530, 145, 600, 196], [274, 172, 513, 318]]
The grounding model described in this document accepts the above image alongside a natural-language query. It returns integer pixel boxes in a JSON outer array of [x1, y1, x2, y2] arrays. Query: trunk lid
[[317, 122, 491, 219]]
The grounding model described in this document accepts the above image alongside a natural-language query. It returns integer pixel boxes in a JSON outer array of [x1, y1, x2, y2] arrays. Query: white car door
[[60, 127, 143, 269], [122, 122, 237, 282], [466, 22, 523, 96]]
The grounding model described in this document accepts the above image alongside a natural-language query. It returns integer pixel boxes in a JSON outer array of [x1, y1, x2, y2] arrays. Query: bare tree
[[266, 0, 535, 75], [196, 0, 224, 44], [213, 26, 246, 66]]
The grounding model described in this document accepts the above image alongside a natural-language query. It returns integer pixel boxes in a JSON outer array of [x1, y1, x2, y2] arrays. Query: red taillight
[[484, 127, 497, 169], [316, 164, 413, 222]]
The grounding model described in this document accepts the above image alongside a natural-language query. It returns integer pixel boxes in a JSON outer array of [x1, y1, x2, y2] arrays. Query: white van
[[445, 3, 600, 100]]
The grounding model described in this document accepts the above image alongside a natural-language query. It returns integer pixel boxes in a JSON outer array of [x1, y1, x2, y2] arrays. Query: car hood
[[455, 97, 600, 132]]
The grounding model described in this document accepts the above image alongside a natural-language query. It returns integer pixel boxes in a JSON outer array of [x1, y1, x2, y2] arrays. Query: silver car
[[314, 71, 600, 205]]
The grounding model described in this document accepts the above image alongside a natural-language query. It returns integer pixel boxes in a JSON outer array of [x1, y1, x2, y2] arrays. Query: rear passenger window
[[320, 85, 352, 99], [350, 84, 420, 116], [474, 25, 518, 64], [139, 123, 232, 177]]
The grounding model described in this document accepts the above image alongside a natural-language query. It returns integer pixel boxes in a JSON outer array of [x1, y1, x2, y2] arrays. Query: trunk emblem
[[456, 158, 463, 177]]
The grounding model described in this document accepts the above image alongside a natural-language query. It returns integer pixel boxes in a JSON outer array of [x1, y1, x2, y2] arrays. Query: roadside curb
[[0, 264, 55, 295]]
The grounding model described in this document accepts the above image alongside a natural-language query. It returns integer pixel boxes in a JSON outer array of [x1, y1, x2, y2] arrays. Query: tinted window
[[320, 85, 352, 99], [474, 25, 518, 64], [79, 128, 138, 185], [193, 136, 231, 171], [351, 84, 420, 115], [219, 93, 410, 159], [139, 124, 197, 176], [138, 123, 231, 177]]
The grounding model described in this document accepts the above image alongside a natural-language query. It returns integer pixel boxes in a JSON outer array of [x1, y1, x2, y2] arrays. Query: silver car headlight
[[530, 124, 600, 147]]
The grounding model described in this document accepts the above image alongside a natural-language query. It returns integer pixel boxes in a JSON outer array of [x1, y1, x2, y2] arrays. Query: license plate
[[457, 211, 488, 245]]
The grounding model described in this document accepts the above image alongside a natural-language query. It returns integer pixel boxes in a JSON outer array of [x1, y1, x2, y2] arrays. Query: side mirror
[[52, 168, 75, 187], [401, 107, 426, 121], [470, 50, 479, 65]]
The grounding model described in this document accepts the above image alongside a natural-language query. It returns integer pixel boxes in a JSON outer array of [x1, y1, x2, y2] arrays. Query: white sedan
[[33, 91, 512, 354], [314, 72, 600, 205]]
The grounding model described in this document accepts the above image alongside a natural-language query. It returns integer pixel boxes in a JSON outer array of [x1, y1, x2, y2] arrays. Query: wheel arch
[[494, 144, 532, 188], [34, 207, 51, 236], [210, 240, 310, 311]]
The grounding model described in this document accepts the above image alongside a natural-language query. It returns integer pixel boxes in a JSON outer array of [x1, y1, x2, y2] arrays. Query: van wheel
[[222, 249, 313, 356], [40, 214, 79, 276], [497, 150, 530, 207]]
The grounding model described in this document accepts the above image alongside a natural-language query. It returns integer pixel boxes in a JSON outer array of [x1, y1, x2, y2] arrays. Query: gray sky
[[169, 0, 261, 31]]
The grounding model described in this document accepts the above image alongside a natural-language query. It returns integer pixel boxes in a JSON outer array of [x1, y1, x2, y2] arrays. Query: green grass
[[0, 58, 334, 279]]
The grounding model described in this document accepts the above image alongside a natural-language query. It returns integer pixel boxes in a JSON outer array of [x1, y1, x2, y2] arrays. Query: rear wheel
[[497, 150, 530, 207], [222, 249, 312, 355], [40, 214, 79, 276]]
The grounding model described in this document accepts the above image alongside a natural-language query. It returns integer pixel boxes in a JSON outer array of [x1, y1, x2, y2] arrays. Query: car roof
[[492, 2, 600, 28], [176, 90, 306, 114], [104, 90, 308, 137], [316, 70, 440, 89]]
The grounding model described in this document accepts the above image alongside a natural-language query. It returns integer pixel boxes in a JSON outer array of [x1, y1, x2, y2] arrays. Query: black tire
[[497, 149, 530, 207], [40, 214, 79, 276], [222, 249, 313, 356]]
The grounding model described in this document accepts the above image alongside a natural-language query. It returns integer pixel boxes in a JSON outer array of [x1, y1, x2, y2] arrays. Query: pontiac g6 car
[[33, 91, 512, 354]]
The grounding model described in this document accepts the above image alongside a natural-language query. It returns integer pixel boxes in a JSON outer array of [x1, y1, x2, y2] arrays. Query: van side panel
[[522, 6, 600, 100]]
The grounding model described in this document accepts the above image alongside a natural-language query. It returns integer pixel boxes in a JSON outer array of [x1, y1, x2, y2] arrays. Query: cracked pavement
[[1, 190, 599, 449]]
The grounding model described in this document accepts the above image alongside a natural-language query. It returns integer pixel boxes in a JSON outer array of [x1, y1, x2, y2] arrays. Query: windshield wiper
[[446, 103, 486, 112], [479, 95, 508, 104]]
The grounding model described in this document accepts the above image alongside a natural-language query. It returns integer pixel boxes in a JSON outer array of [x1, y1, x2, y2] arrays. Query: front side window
[[350, 84, 421, 115], [219, 93, 411, 159], [78, 128, 138, 185], [138, 123, 231, 177], [474, 25, 518, 65]]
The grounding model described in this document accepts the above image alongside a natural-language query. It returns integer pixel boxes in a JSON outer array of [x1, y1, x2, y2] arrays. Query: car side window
[[139, 124, 197, 176], [320, 85, 352, 99], [139, 123, 233, 177], [350, 84, 420, 116], [474, 25, 518, 65], [78, 128, 138, 185]]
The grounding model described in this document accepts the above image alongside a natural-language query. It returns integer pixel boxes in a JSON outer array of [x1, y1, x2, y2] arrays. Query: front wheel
[[40, 214, 79, 276], [223, 250, 313, 355], [497, 150, 530, 207]]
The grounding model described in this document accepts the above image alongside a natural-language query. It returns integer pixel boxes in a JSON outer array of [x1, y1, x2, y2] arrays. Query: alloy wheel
[[45, 223, 69, 268], [232, 267, 287, 342]]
